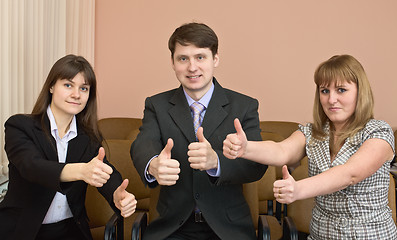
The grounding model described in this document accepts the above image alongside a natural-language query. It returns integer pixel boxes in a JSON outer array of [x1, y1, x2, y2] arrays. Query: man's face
[[172, 43, 219, 100]]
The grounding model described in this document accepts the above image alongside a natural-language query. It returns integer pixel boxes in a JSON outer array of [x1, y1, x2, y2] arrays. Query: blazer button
[[195, 193, 200, 200]]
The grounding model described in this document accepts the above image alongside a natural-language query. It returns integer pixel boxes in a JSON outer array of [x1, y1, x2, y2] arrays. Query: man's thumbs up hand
[[148, 138, 180, 186], [188, 127, 218, 171]]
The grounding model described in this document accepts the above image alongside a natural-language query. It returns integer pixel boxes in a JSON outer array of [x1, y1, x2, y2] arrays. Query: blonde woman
[[223, 55, 396, 239]]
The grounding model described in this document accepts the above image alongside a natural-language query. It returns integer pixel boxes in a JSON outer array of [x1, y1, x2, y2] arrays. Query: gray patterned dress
[[299, 119, 397, 240]]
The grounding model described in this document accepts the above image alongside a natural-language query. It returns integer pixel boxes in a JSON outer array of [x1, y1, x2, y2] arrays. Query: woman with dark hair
[[223, 55, 396, 239], [0, 54, 137, 240]]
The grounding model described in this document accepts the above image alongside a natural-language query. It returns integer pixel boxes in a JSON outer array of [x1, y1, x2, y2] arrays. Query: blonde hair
[[312, 55, 374, 154]]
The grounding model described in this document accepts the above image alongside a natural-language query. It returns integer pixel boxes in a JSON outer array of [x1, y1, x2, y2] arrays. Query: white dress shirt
[[42, 106, 77, 224]]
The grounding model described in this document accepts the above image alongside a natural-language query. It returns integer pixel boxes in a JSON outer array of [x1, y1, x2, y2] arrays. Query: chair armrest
[[258, 215, 271, 240], [131, 212, 148, 240], [104, 213, 124, 240], [282, 216, 298, 240]]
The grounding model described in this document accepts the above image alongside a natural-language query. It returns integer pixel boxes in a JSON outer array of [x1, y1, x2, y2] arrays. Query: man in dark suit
[[131, 22, 267, 240]]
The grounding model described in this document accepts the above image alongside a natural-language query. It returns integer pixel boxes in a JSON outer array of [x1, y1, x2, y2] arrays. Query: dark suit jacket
[[131, 79, 268, 240], [0, 114, 122, 240]]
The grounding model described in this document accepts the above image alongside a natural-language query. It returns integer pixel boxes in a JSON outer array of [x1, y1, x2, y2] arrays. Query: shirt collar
[[46, 105, 77, 141], [184, 81, 214, 108]]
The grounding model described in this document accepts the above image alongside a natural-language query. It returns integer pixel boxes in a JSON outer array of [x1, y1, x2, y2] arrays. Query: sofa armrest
[[131, 212, 148, 240], [282, 216, 298, 240], [104, 213, 124, 240], [258, 215, 271, 240]]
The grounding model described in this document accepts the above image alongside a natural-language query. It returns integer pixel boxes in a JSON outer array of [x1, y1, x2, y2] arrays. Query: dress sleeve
[[298, 123, 313, 144], [363, 119, 395, 154]]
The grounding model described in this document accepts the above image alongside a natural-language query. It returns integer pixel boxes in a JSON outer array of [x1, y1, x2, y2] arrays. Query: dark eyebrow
[[62, 78, 90, 86]]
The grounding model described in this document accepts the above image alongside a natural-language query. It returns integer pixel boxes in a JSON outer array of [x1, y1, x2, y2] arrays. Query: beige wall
[[95, 0, 397, 129]]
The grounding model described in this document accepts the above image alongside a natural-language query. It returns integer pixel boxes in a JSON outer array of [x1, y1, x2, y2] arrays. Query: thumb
[[282, 165, 290, 180], [234, 118, 245, 137], [119, 179, 129, 192], [196, 127, 207, 143], [162, 138, 174, 158], [97, 147, 105, 162]]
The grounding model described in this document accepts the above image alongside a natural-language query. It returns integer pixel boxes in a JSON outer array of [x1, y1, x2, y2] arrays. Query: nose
[[328, 91, 337, 104], [188, 60, 198, 72], [71, 87, 80, 99]]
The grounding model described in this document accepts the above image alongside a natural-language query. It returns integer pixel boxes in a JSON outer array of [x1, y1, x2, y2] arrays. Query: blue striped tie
[[190, 102, 205, 138]]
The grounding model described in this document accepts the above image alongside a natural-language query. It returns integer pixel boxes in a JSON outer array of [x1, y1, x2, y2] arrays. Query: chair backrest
[[85, 184, 115, 228], [259, 121, 299, 140], [259, 121, 300, 180], [98, 117, 142, 140], [287, 157, 314, 235], [242, 131, 286, 239], [102, 139, 151, 212], [97, 118, 150, 240]]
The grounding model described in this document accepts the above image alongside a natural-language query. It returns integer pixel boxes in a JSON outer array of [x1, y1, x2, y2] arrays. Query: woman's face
[[319, 80, 358, 132], [50, 72, 90, 120]]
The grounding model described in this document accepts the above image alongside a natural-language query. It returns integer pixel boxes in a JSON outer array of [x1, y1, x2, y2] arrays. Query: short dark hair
[[168, 22, 218, 59]]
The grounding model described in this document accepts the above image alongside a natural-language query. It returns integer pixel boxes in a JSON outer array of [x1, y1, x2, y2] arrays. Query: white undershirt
[[42, 106, 77, 224]]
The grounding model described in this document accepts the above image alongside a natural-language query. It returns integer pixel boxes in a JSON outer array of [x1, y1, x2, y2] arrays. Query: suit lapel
[[33, 115, 58, 162], [201, 79, 228, 140], [168, 79, 229, 142], [169, 87, 197, 142], [67, 127, 90, 163], [33, 115, 91, 163]]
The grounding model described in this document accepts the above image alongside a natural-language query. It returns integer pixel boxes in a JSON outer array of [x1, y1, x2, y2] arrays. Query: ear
[[213, 53, 220, 68], [171, 56, 176, 71], [49, 87, 54, 93]]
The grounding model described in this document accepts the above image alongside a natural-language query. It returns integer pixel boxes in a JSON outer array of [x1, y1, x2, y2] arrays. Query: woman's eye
[[320, 89, 329, 94], [338, 88, 346, 93], [81, 87, 89, 92]]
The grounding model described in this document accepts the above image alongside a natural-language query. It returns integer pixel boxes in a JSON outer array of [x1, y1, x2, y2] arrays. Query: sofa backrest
[[98, 117, 142, 140]]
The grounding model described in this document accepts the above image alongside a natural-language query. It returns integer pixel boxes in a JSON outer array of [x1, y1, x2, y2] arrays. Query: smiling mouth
[[187, 75, 201, 79]]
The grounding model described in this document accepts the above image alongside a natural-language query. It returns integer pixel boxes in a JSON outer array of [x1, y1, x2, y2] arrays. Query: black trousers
[[35, 218, 86, 240], [165, 211, 221, 240]]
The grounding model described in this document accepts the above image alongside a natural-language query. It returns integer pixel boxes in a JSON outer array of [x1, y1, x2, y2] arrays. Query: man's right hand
[[148, 138, 180, 186]]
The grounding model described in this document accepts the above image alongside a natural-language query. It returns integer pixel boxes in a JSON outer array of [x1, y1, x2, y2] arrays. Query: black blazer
[[0, 114, 122, 240], [131, 79, 268, 240]]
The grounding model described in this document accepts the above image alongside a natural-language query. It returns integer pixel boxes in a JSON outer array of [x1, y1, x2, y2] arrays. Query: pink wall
[[95, 0, 397, 129]]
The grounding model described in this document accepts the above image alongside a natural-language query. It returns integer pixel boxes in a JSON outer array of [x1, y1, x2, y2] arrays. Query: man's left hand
[[188, 127, 218, 171]]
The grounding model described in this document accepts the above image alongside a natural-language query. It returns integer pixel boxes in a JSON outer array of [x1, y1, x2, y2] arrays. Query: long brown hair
[[312, 55, 374, 154], [32, 54, 102, 143]]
